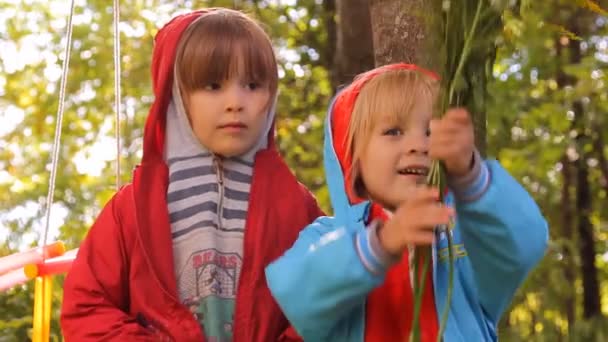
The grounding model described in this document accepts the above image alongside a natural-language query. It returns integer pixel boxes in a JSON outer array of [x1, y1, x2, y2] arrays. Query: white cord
[[113, 0, 122, 190], [41, 0, 76, 254]]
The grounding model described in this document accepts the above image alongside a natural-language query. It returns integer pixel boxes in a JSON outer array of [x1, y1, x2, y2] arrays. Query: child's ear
[[178, 88, 194, 126], [351, 162, 367, 199], [354, 176, 367, 199]]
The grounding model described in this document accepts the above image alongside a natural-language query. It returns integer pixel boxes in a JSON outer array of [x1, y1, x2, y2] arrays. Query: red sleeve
[[301, 183, 326, 220], [309, 199, 325, 221], [60, 186, 159, 341]]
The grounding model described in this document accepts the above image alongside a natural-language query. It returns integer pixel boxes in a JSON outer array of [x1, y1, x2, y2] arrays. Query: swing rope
[[41, 0, 76, 255], [31, 2, 76, 340], [113, 0, 122, 190], [41, 0, 122, 254]]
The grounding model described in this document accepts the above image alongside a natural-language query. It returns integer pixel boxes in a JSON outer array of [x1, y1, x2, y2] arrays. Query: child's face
[[358, 97, 432, 210], [184, 77, 271, 157]]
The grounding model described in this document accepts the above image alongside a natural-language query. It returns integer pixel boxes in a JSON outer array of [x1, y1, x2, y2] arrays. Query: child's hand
[[377, 186, 454, 256], [429, 108, 475, 177]]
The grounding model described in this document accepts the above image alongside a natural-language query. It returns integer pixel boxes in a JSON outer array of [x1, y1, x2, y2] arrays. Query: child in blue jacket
[[265, 63, 548, 341]]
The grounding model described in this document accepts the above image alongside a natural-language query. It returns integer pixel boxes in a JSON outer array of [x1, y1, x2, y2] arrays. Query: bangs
[[360, 70, 438, 131], [175, 9, 278, 94]]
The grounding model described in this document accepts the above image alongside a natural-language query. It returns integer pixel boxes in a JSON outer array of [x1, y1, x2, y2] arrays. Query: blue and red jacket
[[265, 64, 548, 341]]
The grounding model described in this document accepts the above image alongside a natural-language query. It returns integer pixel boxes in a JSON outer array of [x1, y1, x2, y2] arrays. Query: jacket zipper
[[213, 156, 225, 230]]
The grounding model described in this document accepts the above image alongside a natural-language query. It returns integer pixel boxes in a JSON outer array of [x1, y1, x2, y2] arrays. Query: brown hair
[[175, 8, 278, 98], [346, 69, 440, 197]]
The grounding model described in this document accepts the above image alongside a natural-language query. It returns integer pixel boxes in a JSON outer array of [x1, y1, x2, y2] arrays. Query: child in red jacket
[[61, 8, 322, 341]]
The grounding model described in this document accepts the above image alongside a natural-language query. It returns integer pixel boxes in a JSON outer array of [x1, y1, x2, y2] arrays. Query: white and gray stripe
[[166, 103, 253, 237]]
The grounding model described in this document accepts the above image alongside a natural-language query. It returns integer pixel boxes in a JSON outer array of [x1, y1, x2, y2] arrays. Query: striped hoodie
[[165, 76, 275, 340]]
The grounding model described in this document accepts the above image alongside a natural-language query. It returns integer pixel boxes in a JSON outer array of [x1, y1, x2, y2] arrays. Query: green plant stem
[[410, 247, 431, 342], [447, 0, 484, 105], [437, 229, 455, 341], [436, 2, 485, 341]]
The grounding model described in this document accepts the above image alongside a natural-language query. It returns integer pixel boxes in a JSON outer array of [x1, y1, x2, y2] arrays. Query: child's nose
[[226, 103, 244, 112], [408, 146, 428, 155], [225, 85, 245, 112], [405, 134, 429, 154]]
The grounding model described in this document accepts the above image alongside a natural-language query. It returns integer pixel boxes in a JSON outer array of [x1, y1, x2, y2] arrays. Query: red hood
[[142, 9, 275, 164], [329, 63, 438, 220], [143, 10, 206, 163]]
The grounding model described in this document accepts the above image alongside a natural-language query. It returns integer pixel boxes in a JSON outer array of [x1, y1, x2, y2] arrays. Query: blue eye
[[383, 128, 402, 136]]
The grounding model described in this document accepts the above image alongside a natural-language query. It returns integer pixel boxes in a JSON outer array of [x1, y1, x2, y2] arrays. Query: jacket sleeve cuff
[[355, 220, 399, 275], [447, 149, 491, 202]]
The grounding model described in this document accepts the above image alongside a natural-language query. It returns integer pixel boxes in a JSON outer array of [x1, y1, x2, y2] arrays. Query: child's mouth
[[397, 166, 429, 176], [218, 122, 247, 133]]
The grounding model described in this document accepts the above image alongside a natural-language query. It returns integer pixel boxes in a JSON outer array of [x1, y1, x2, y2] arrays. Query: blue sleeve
[[264, 216, 394, 340], [454, 159, 548, 324]]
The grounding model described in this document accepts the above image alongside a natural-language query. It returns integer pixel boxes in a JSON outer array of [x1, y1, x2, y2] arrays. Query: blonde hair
[[175, 9, 278, 98], [346, 69, 440, 196]]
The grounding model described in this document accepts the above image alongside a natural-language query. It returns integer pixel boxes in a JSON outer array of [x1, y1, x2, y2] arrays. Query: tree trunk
[[560, 154, 576, 330], [368, 0, 442, 71], [558, 9, 602, 319], [575, 140, 601, 318], [592, 123, 608, 191], [368, 0, 493, 156], [332, 0, 375, 89], [322, 0, 337, 86]]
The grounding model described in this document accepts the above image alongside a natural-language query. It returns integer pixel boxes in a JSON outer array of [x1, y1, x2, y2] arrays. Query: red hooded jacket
[[60, 10, 323, 341]]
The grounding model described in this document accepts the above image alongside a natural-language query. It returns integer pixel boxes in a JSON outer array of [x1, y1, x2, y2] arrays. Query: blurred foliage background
[[0, 0, 607, 340]]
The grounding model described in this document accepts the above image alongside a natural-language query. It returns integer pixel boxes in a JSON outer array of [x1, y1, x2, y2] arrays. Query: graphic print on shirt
[[180, 249, 242, 342]]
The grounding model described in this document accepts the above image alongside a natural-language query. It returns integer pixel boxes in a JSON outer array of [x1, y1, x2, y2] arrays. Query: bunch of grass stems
[[408, 1, 484, 341]]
